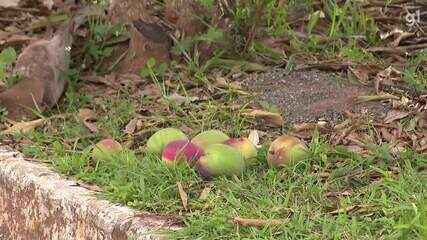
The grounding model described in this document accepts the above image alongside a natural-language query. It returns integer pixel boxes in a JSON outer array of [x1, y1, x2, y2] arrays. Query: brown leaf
[[2, 119, 46, 134], [349, 66, 370, 84], [73, 181, 102, 192], [244, 109, 284, 127], [384, 110, 409, 124], [124, 122, 137, 135], [140, 84, 161, 98], [215, 77, 249, 95], [177, 181, 188, 211], [248, 130, 260, 147], [78, 108, 98, 133], [344, 145, 368, 155], [379, 127, 395, 142], [325, 190, 352, 198], [293, 122, 327, 132], [329, 204, 375, 215], [232, 217, 284, 228], [166, 93, 199, 105], [199, 185, 212, 201], [374, 66, 401, 93], [124, 118, 140, 135], [0, 0, 19, 7]]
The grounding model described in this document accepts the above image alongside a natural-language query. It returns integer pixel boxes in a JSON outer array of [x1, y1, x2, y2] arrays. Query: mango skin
[[146, 128, 188, 155], [196, 144, 245, 180], [191, 130, 230, 150], [162, 140, 204, 166], [267, 135, 308, 167], [225, 138, 258, 165], [92, 139, 123, 162]]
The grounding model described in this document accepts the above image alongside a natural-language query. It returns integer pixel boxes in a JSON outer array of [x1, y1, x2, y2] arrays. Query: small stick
[[367, 43, 427, 53], [232, 217, 284, 228], [356, 93, 400, 103]]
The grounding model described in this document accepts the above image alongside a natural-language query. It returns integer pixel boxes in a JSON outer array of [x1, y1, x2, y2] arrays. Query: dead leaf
[[140, 84, 161, 98], [199, 185, 212, 201], [124, 118, 139, 134], [329, 204, 375, 215], [356, 93, 400, 103], [244, 109, 284, 127], [343, 145, 368, 155], [349, 66, 370, 84], [293, 122, 327, 132], [232, 217, 284, 228], [325, 190, 352, 198], [2, 119, 46, 134], [0, 0, 20, 7], [177, 181, 188, 210], [248, 130, 260, 148], [166, 93, 198, 105], [78, 108, 98, 133], [215, 77, 248, 95], [72, 181, 102, 192], [379, 28, 414, 47], [384, 110, 409, 124], [374, 66, 401, 93]]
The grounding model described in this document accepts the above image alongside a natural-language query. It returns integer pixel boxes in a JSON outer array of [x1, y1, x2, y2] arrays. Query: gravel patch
[[242, 69, 390, 124]]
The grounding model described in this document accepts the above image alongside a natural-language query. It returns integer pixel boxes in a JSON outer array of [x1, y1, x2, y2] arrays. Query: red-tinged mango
[[92, 138, 123, 161], [162, 140, 204, 166], [146, 128, 188, 155]]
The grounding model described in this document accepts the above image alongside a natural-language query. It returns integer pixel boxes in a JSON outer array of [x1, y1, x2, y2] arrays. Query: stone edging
[[0, 146, 179, 240]]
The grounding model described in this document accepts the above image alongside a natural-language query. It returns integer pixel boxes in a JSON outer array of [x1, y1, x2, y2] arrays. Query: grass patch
[[20, 122, 426, 239]]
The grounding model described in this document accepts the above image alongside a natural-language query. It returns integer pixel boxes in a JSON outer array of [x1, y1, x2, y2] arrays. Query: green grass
[[13, 86, 426, 239], [19, 120, 426, 239], [404, 50, 427, 91]]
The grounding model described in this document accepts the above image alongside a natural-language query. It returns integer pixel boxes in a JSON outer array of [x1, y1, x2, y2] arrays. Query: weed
[[404, 50, 427, 91], [340, 43, 375, 62], [0, 47, 18, 85], [83, 16, 126, 73], [140, 58, 168, 96], [0, 107, 8, 122]]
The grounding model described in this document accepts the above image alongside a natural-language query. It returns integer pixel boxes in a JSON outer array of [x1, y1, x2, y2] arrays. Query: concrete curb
[[0, 146, 179, 240]]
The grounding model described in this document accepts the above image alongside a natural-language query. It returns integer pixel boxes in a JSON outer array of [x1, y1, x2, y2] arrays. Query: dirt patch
[[243, 69, 390, 124]]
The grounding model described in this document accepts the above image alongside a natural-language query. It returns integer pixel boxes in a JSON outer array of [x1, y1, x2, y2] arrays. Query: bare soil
[[243, 69, 390, 124]]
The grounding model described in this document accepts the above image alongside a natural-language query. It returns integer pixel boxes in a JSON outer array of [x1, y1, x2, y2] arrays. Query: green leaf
[[308, 10, 324, 35], [197, 28, 224, 43], [0, 47, 17, 65], [156, 63, 168, 77], [198, 0, 214, 9], [140, 67, 151, 78], [146, 58, 156, 68], [0, 47, 17, 81]]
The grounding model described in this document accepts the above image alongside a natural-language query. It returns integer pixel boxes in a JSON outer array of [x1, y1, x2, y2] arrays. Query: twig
[[107, 49, 129, 73], [367, 43, 427, 53], [356, 93, 400, 103], [0, 6, 40, 13], [232, 217, 284, 228], [296, 61, 356, 71], [0, 17, 24, 22]]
